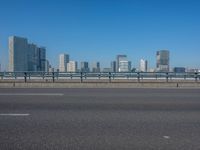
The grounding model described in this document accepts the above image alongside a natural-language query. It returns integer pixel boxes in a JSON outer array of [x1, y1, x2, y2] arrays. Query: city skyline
[[0, 0, 200, 70], [1, 35, 200, 73], [1, 35, 200, 72]]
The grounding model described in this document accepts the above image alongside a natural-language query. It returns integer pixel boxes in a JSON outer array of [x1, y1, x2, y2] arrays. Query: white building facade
[[116, 55, 132, 72], [119, 61, 131, 72], [59, 54, 69, 72], [67, 61, 77, 72], [140, 59, 148, 72]]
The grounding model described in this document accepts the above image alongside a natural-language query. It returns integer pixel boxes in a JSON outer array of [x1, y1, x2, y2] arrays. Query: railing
[[0, 71, 200, 83]]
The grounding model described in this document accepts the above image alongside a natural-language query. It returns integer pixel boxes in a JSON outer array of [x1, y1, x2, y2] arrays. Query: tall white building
[[116, 55, 127, 72], [116, 55, 131, 72], [59, 54, 69, 72], [118, 60, 132, 72], [140, 59, 148, 72], [67, 61, 77, 72]]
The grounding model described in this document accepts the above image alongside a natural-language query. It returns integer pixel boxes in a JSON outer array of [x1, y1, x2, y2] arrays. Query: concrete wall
[[0, 82, 200, 88]]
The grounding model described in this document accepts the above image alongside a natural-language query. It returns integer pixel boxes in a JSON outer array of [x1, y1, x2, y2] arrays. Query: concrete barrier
[[0, 82, 200, 88]]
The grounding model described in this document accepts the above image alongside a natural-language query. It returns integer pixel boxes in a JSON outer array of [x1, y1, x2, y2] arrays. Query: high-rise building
[[45, 60, 50, 73], [116, 55, 131, 72], [9, 36, 46, 72], [80, 61, 90, 72], [156, 50, 170, 72], [27, 43, 37, 71], [27, 44, 46, 72], [119, 60, 131, 72], [38, 47, 46, 71], [92, 62, 100, 73], [111, 61, 116, 72], [116, 55, 127, 72], [67, 61, 78, 72], [9, 36, 28, 72], [59, 54, 69, 72], [140, 59, 148, 72]]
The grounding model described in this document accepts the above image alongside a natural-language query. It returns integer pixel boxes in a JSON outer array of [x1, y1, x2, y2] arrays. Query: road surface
[[0, 88, 200, 150]]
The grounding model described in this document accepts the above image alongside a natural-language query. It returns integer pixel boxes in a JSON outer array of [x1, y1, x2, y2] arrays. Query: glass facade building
[[9, 36, 46, 72], [156, 50, 170, 72]]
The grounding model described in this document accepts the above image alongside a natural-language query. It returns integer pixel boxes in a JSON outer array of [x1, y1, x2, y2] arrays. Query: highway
[[0, 88, 200, 150]]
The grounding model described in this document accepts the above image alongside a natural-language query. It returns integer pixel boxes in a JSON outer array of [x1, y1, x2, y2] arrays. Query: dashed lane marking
[[0, 93, 64, 96], [163, 136, 170, 139], [0, 113, 30, 116]]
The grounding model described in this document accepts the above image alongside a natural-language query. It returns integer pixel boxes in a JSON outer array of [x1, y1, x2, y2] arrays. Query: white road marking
[[0, 113, 30, 116], [163, 136, 170, 139], [0, 93, 64, 96]]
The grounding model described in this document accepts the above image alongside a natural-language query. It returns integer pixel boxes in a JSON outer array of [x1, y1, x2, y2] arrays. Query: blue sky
[[0, 0, 200, 70]]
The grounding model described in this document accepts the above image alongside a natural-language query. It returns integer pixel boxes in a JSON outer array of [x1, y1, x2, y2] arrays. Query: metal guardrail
[[0, 71, 200, 83]]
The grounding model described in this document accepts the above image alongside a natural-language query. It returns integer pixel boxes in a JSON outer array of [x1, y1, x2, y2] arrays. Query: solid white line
[[0, 93, 64, 96], [0, 113, 30, 116]]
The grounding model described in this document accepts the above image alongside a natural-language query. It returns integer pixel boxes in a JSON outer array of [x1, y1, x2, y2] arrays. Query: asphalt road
[[0, 88, 200, 150]]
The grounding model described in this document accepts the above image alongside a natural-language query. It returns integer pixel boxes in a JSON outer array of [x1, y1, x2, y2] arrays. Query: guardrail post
[[109, 72, 111, 83], [56, 70, 59, 80], [80, 72, 83, 83], [199, 74, 200, 81], [137, 72, 140, 82], [24, 72, 27, 83], [42, 72, 45, 80], [98, 73, 101, 79], [52, 72, 55, 83], [70, 73, 73, 79], [166, 73, 169, 82], [195, 72, 198, 82]]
